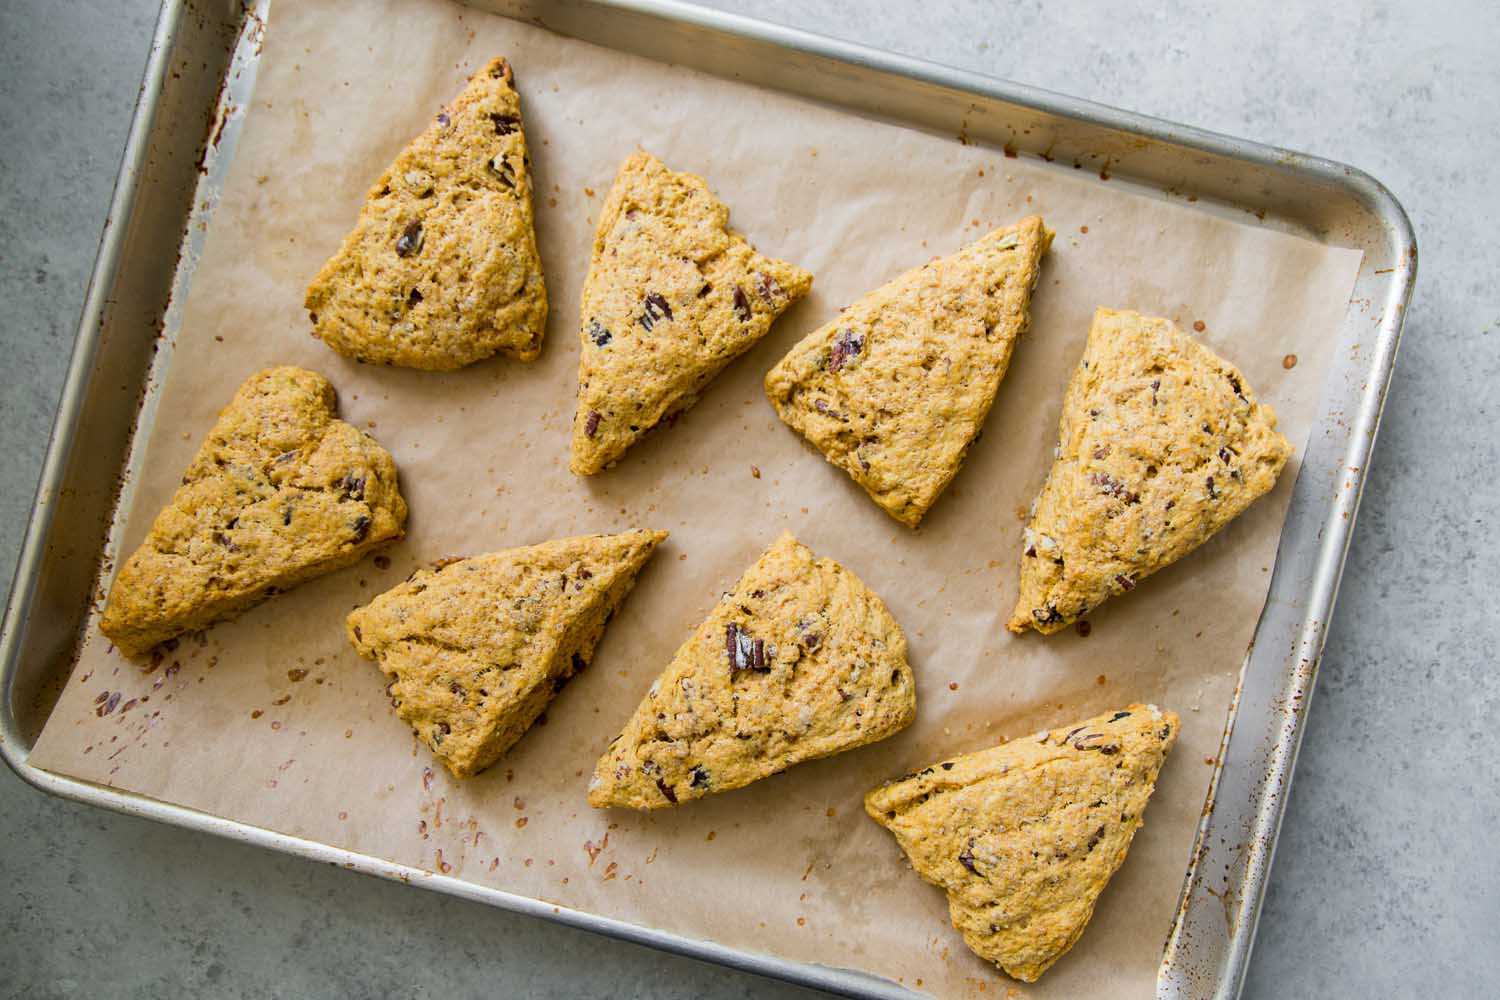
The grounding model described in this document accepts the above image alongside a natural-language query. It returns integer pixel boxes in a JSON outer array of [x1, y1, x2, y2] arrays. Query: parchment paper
[[30, 1, 1363, 995]]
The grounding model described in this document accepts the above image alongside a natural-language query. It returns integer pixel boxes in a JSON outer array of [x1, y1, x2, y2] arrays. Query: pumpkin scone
[[99, 367, 406, 657], [866, 705, 1180, 983], [347, 529, 665, 778], [589, 532, 913, 809], [305, 56, 546, 370], [1009, 308, 1293, 634], [570, 151, 813, 474], [765, 217, 1052, 526]]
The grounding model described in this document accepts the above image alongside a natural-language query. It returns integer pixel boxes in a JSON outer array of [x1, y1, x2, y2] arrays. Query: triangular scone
[[1008, 309, 1293, 634], [99, 367, 406, 657], [589, 532, 913, 809], [766, 217, 1052, 526], [570, 152, 813, 474], [347, 530, 665, 778], [866, 705, 1180, 983], [305, 56, 547, 370]]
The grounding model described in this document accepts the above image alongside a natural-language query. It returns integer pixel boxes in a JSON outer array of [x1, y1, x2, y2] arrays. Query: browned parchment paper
[[30, 1, 1363, 995]]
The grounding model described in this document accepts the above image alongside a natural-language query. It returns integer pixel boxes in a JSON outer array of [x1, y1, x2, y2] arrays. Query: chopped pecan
[[395, 220, 424, 257], [1072, 732, 1119, 754], [756, 271, 783, 302], [339, 471, 367, 501], [726, 623, 770, 673], [1090, 471, 1139, 504], [828, 330, 865, 372], [639, 292, 673, 331], [1032, 605, 1065, 625], [796, 617, 822, 650]]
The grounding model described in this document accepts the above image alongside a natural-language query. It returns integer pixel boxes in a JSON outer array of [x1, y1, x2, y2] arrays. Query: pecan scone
[[306, 56, 547, 370], [1010, 308, 1292, 633], [100, 367, 406, 656], [866, 705, 1179, 982], [590, 532, 913, 809], [347, 529, 666, 778], [571, 151, 812, 474], [766, 217, 1051, 526]]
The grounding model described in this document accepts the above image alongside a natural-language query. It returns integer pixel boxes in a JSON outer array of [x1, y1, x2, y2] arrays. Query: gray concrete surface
[[2, 0, 1496, 996]]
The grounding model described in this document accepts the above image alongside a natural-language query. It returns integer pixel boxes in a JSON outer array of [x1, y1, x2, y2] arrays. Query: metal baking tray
[[0, 0, 1415, 996]]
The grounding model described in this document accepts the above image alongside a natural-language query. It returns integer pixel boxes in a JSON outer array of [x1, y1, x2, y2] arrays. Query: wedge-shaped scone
[[570, 151, 813, 474], [590, 532, 912, 808], [766, 217, 1052, 526], [99, 367, 406, 657], [305, 56, 547, 370], [1009, 308, 1293, 634], [347, 530, 665, 778], [866, 705, 1179, 982]]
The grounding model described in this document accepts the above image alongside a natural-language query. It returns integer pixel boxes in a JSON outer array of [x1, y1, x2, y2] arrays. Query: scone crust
[[346, 529, 666, 778], [589, 532, 914, 809], [570, 151, 812, 474], [305, 56, 547, 370], [99, 367, 407, 657], [865, 705, 1180, 983], [765, 217, 1052, 526], [1009, 308, 1293, 634]]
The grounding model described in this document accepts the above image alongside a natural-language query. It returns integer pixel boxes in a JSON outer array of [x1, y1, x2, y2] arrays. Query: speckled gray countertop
[[2, 1, 1496, 997]]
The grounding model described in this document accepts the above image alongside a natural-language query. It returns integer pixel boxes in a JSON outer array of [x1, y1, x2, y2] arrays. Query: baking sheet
[[29, 0, 1363, 995]]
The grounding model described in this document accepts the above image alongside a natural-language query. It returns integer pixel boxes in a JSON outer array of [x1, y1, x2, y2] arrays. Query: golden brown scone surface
[[99, 367, 406, 657], [766, 217, 1052, 526], [305, 57, 547, 370], [865, 705, 1179, 983], [347, 530, 665, 778], [570, 151, 812, 475], [589, 532, 913, 809], [1009, 308, 1293, 634]]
